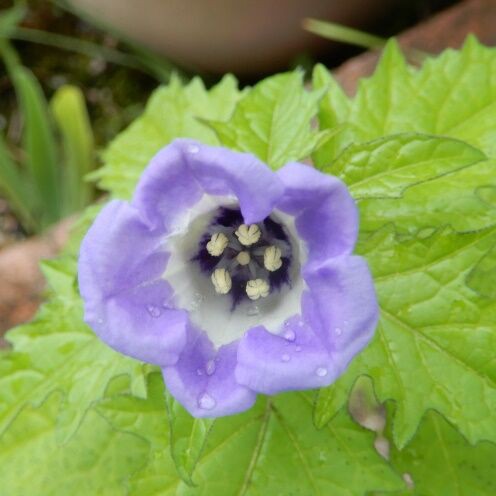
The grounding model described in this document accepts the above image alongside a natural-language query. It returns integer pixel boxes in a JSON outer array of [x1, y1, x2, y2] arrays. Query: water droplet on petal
[[281, 354, 291, 362], [146, 305, 161, 318], [316, 367, 328, 377], [295, 346, 302, 352], [196, 368, 203, 376], [283, 329, 296, 341], [246, 305, 260, 317], [198, 393, 216, 410], [96, 318, 104, 324], [205, 360, 216, 376], [188, 144, 200, 154], [298, 321, 305, 328], [335, 327, 342, 336]]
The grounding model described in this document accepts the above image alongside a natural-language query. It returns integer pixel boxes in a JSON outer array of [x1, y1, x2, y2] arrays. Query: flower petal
[[304, 255, 379, 375], [79, 200, 187, 366], [163, 327, 256, 417], [276, 162, 358, 261], [133, 139, 284, 230], [236, 301, 335, 395]]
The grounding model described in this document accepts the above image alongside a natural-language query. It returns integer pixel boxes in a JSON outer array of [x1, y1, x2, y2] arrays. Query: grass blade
[[303, 18, 385, 49], [0, 133, 36, 232], [1, 40, 61, 228], [51, 84, 95, 214]]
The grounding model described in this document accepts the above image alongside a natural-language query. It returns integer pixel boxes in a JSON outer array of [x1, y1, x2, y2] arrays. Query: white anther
[[263, 245, 283, 272], [211, 268, 232, 294], [206, 232, 229, 256], [236, 251, 251, 266], [235, 224, 261, 246], [246, 279, 270, 300]]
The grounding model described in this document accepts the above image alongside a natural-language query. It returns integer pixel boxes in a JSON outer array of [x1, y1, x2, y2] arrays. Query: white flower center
[[162, 196, 307, 348]]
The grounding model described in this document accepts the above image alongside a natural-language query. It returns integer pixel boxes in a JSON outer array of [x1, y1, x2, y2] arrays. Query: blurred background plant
[[0, 0, 458, 241], [0, 1, 181, 238]]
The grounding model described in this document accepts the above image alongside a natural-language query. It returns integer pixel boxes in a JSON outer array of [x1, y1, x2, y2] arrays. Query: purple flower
[[78, 139, 378, 417]]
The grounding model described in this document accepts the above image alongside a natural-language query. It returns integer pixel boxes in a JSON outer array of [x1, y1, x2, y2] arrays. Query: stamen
[[211, 268, 232, 294], [235, 224, 261, 246], [263, 245, 282, 272], [236, 251, 251, 266], [206, 232, 229, 256], [246, 279, 270, 300]]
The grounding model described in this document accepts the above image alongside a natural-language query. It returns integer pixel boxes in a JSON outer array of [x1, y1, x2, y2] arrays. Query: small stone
[[246, 279, 270, 300], [211, 268, 232, 294], [235, 224, 261, 246], [206, 232, 229, 256]]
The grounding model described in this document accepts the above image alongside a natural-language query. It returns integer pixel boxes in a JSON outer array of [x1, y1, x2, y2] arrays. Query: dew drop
[[188, 144, 200, 154], [295, 346, 302, 352], [246, 305, 260, 317], [205, 360, 216, 376], [96, 318, 104, 324], [335, 327, 343, 336], [315, 367, 328, 377], [283, 329, 296, 341], [196, 368, 204, 376], [281, 353, 291, 362], [298, 321, 305, 328], [146, 305, 161, 318], [198, 393, 216, 410]]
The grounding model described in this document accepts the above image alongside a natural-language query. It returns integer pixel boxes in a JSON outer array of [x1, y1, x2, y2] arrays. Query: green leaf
[[0, 3, 25, 38], [0, 230, 147, 444], [314, 37, 496, 161], [315, 225, 496, 448], [98, 384, 404, 495], [207, 71, 329, 169], [0, 393, 149, 496], [359, 159, 496, 233], [95, 75, 243, 198], [466, 240, 496, 299], [2, 44, 61, 227], [51, 84, 95, 213], [388, 408, 496, 496], [329, 133, 486, 199], [312, 64, 350, 166], [164, 390, 214, 485], [0, 132, 36, 231]]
